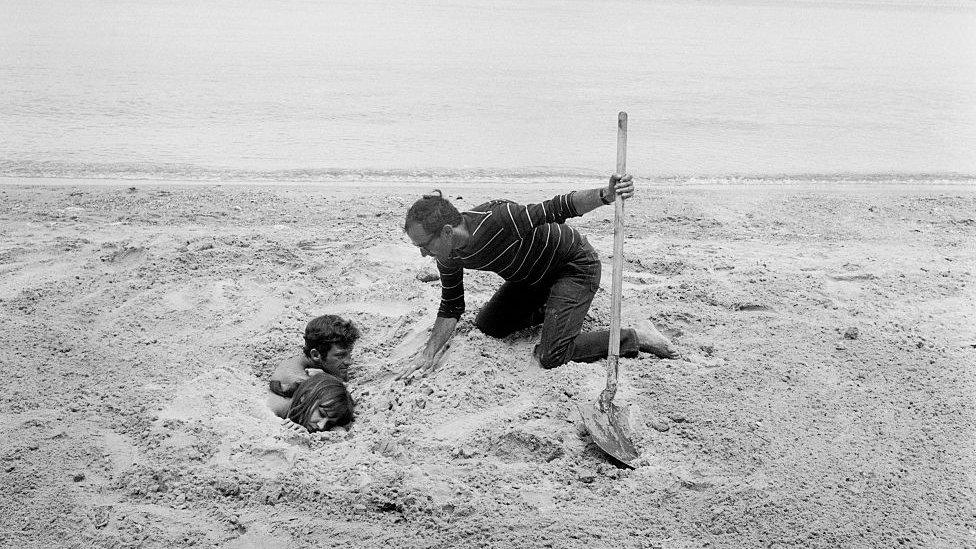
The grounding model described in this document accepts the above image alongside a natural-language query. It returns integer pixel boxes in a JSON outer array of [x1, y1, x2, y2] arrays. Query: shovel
[[578, 111, 639, 468]]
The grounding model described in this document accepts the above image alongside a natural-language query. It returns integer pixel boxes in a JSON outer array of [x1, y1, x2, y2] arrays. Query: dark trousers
[[474, 239, 640, 369]]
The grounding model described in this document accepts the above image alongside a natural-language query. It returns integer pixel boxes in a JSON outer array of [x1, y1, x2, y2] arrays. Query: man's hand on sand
[[608, 173, 634, 201], [396, 338, 453, 382], [395, 353, 439, 382]]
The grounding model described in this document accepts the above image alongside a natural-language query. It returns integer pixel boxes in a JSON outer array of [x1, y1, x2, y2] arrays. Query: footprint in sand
[[828, 272, 878, 282], [100, 244, 146, 265], [363, 243, 426, 265], [621, 270, 668, 289], [730, 302, 775, 312], [487, 427, 565, 463]]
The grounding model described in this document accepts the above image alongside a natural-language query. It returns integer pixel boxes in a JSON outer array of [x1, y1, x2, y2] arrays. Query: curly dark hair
[[303, 315, 360, 357], [403, 189, 462, 235]]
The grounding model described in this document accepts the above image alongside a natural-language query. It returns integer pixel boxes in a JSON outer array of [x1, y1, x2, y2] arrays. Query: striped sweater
[[435, 192, 586, 319]]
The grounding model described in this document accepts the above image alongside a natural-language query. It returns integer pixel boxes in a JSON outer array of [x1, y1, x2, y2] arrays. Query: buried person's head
[[286, 373, 355, 432], [404, 190, 462, 260], [303, 315, 360, 380]]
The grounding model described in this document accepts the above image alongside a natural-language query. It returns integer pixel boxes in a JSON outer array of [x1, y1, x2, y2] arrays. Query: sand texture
[[0, 179, 974, 548]]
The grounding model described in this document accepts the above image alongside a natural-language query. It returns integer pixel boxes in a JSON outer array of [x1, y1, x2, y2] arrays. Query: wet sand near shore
[[0, 179, 973, 548]]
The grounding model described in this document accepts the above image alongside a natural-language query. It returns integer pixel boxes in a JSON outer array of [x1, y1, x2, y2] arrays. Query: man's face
[[312, 344, 353, 380], [407, 223, 451, 261]]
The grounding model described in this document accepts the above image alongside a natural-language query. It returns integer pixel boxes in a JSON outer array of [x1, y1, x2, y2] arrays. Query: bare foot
[[634, 320, 679, 359]]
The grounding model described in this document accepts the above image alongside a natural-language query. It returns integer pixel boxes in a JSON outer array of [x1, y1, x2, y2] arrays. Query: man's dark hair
[[403, 189, 462, 234], [303, 315, 360, 357]]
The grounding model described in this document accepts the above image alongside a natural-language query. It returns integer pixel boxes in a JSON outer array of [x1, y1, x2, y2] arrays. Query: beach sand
[[0, 178, 973, 548]]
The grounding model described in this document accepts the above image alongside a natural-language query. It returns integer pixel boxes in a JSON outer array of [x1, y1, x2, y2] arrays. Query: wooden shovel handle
[[609, 112, 627, 356], [602, 112, 627, 407]]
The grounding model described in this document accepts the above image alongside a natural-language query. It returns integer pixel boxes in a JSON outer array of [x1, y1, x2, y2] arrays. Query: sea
[[1, 0, 974, 182]]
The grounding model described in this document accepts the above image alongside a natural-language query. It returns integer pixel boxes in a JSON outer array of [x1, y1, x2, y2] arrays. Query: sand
[[0, 178, 973, 548]]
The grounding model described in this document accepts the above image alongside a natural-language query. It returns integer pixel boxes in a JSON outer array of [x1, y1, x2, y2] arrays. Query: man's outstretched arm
[[571, 173, 634, 216]]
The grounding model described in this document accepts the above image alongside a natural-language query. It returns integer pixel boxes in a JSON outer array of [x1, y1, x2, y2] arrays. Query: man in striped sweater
[[398, 174, 677, 379]]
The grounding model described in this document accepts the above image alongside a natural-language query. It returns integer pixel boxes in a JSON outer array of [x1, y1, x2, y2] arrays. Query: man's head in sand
[[404, 190, 462, 261], [303, 315, 360, 381], [287, 373, 354, 432]]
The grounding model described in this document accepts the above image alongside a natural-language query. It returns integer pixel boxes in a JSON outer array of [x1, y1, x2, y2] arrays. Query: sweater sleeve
[[497, 192, 580, 238], [435, 258, 465, 319]]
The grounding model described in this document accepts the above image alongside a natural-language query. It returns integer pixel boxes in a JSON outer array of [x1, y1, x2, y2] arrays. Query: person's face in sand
[[288, 373, 355, 433], [307, 395, 348, 432], [309, 344, 354, 380], [406, 223, 453, 261]]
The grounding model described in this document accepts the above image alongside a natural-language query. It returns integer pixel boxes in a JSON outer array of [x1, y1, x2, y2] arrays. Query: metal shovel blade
[[578, 400, 639, 468]]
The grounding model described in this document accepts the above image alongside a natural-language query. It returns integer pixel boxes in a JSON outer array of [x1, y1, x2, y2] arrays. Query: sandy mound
[[0, 179, 973, 548]]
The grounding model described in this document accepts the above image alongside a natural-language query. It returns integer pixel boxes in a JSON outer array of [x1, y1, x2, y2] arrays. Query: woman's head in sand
[[303, 315, 360, 381], [287, 373, 355, 432], [404, 190, 461, 259]]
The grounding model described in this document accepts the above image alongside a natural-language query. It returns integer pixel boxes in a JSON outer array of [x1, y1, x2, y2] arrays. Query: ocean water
[[1, 0, 974, 181]]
